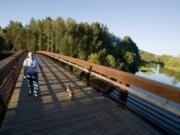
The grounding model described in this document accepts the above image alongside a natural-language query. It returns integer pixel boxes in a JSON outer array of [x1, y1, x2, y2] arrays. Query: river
[[136, 64, 180, 88], [133, 64, 180, 109]]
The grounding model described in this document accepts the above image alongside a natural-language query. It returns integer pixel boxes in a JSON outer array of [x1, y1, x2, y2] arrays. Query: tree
[[43, 17, 53, 51], [0, 36, 5, 52], [65, 18, 77, 56], [5, 21, 25, 51], [88, 53, 100, 64], [106, 54, 116, 68], [121, 36, 141, 73], [53, 17, 65, 53], [77, 23, 93, 59], [91, 23, 103, 53], [37, 20, 44, 51], [0, 28, 6, 52]]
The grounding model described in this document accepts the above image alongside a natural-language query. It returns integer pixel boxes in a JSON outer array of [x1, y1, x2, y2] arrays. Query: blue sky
[[0, 0, 180, 56]]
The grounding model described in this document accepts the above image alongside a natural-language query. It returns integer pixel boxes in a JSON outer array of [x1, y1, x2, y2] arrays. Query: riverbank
[[139, 66, 153, 73], [164, 66, 180, 72]]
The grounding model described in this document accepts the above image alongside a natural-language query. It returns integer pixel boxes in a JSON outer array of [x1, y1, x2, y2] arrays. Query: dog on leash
[[66, 84, 73, 99]]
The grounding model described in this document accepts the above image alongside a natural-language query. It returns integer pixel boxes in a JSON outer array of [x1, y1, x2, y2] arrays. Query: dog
[[66, 84, 73, 99]]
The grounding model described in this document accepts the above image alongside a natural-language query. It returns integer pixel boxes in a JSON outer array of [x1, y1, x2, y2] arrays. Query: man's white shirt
[[23, 57, 41, 73]]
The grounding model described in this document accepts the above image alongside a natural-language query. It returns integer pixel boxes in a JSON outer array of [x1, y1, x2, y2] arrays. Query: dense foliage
[[0, 17, 141, 73]]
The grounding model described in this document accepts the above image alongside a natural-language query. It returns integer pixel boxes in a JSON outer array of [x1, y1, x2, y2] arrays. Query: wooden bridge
[[0, 51, 179, 135]]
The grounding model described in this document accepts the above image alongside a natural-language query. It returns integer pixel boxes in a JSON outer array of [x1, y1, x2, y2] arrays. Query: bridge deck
[[0, 55, 163, 135]]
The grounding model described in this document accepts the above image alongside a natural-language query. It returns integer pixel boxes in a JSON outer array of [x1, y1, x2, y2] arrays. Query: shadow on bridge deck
[[0, 55, 163, 135]]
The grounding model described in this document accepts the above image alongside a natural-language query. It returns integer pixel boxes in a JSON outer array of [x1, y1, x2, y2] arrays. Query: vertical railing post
[[118, 83, 129, 104], [86, 66, 92, 85]]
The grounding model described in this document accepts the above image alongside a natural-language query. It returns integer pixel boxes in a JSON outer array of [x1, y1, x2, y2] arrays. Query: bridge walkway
[[0, 54, 162, 135]]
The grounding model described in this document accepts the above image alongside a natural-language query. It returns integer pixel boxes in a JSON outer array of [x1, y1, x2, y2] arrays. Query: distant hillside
[[139, 50, 159, 63]]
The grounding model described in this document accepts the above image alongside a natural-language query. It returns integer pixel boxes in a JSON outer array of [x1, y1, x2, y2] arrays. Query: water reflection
[[134, 64, 180, 109], [159, 67, 180, 82], [136, 64, 180, 88]]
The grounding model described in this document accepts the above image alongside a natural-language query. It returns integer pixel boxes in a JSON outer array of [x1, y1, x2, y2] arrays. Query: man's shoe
[[28, 91, 32, 96], [33, 93, 39, 98]]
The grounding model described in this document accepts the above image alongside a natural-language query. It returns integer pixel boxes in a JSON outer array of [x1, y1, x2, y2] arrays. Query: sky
[[0, 0, 180, 56]]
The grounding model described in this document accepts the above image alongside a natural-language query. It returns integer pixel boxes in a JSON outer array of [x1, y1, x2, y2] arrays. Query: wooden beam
[[37, 51, 180, 104]]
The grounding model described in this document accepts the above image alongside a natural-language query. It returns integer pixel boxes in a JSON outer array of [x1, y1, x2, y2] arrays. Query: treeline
[[0, 17, 140, 73], [140, 50, 180, 72], [140, 50, 161, 63]]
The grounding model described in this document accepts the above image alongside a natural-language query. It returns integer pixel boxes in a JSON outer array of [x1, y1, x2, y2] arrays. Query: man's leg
[[32, 72, 39, 97], [27, 74, 33, 95]]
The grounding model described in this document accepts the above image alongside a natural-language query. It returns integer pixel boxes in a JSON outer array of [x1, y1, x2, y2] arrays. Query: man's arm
[[23, 59, 27, 67]]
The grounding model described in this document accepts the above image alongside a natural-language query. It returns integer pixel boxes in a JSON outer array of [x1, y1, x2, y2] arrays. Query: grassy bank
[[164, 66, 180, 72], [139, 66, 153, 73]]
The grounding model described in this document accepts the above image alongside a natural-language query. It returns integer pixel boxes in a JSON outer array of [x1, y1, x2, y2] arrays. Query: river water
[[136, 64, 180, 88], [133, 64, 180, 109]]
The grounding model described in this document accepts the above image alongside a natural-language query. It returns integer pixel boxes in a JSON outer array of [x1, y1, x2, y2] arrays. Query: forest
[[0, 17, 141, 73]]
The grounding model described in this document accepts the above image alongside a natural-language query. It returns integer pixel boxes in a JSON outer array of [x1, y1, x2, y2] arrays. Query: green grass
[[164, 66, 180, 72], [139, 66, 153, 73]]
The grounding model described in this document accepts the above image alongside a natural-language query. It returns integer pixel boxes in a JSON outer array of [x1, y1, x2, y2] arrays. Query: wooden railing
[[0, 51, 27, 116], [37, 51, 180, 104]]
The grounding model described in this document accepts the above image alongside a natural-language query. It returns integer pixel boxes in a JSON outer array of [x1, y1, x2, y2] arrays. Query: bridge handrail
[[0, 50, 27, 107], [0, 51, 25, 81], [37, 51, 180, 104]]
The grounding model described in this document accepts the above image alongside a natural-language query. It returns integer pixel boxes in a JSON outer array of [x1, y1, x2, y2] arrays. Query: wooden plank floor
[[0, 55, 163, 135]]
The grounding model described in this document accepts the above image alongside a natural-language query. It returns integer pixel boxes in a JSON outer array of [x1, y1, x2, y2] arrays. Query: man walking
[[23, 52, 41, 97]]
